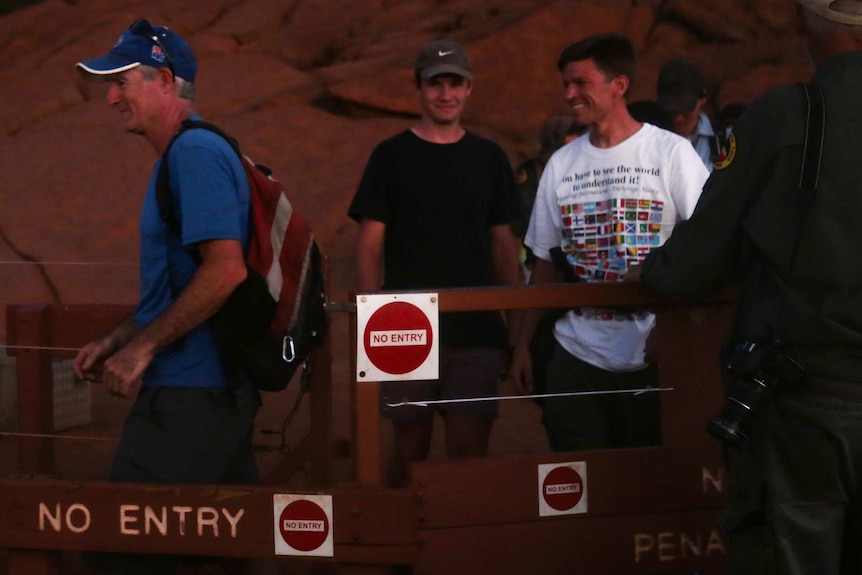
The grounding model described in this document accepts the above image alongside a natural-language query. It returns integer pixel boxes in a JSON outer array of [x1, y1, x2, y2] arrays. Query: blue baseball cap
[[76, 19, 197, 82]]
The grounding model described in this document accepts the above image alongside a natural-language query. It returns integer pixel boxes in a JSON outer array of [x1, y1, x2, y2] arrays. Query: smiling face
[[105, 67, 166, 135], [560, 58, 627, 127], [416, 73, 473, 126]]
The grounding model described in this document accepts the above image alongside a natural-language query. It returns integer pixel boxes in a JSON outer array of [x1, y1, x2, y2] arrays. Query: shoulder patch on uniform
[[713, 133, 736, 170]]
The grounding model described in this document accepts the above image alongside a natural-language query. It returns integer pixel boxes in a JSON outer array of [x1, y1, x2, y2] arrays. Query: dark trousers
[[542, 341, 661, 452], [721, 391, 862, 575]]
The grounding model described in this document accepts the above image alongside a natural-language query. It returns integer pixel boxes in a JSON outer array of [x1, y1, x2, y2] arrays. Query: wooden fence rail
[[1, 282, 737, 574]]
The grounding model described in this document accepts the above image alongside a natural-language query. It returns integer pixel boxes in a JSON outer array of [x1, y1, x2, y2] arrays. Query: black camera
[[706, 338, 803, 446]]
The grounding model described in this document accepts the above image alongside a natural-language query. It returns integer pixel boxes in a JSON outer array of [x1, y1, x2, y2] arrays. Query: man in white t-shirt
[[510, 33, 709, 452]]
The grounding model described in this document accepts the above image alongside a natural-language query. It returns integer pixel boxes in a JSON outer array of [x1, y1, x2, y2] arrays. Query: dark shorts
[[89, 385, 260, 574], [110, 385, 259, 484], [380, 347, 503, 422]]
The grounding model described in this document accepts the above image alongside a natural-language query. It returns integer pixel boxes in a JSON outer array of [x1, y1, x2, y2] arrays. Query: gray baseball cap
[[415, 40, 472, 80]]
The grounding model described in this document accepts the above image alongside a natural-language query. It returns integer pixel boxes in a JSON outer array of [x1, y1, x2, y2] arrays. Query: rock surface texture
[[0, 0, 812, 334]]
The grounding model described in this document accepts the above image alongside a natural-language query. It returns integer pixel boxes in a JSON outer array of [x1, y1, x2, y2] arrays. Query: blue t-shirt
[[136, 122, 250, 388]]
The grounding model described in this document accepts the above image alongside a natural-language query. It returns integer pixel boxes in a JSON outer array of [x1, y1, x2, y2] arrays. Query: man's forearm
[[131, 260, 244, 355], [129, 240, 247, 357]]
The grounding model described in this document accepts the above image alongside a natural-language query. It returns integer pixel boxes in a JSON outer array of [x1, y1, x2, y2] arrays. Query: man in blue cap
[[73, 19, 257, 573]]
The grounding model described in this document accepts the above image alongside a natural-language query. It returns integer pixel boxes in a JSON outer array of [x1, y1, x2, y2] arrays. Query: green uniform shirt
[[641, 51, 862, 381]]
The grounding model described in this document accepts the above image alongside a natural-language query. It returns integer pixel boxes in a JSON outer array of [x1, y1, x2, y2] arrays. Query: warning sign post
[[356, 293, 439, 381], [538, 462, 588, 517], [273, 494, 334, 557]]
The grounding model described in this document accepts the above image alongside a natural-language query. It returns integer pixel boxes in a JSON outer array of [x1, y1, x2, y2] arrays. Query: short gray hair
[[139, 65, 195, 100]]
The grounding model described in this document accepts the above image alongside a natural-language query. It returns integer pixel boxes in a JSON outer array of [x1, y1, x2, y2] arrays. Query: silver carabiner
[[282, 335, 297, 363]]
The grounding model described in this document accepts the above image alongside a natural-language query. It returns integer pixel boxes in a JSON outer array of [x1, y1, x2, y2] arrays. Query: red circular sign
[[279, 499, 329, 552], [364, 301, 433, 375], [542, 466, 584, 511]]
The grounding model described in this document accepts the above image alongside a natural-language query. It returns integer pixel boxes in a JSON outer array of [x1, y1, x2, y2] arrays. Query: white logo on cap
[[438, 50, 454, 57]]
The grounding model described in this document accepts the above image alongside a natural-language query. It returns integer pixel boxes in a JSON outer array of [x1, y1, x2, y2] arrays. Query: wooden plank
[[655, 305, 734, 446], [6, 550, 61, 575], [411, 445, 725, 529], [0, 480, 416, 562], [359, 283, 738, 313], [418, 509, 727, 575]]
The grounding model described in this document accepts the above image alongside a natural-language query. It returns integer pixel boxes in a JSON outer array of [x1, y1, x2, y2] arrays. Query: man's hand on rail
[[73, 336, 117, 383], [623, 264, 642, 282], [99, 340, 152, 398]]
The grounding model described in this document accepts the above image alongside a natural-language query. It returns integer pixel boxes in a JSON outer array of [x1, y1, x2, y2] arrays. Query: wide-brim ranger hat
[[415, 39, 472, 80], [76, 19, 197, 82], [798, 0, 862, 24]]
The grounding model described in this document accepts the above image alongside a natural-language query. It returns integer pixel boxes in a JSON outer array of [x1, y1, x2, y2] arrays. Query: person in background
[[510, 33, 709, 452], [73, 19, 258, 575], [348, 40, 521, 488], [657, 59, 720, 171], [627, 100, 673, 131], [627, 1, 862, 572]]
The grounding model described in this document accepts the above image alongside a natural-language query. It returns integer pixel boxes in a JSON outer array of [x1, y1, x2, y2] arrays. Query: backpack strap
[[786, 83, 824, 266], [155, 119, 243, 233], [797, 83, 825, 207]]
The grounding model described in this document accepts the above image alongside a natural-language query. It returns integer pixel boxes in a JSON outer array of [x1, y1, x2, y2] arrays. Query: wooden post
[[350, 294, 384, 487], [353, 380, 383, 487], [7, 304, 55, 475], [309, 320, 334, 486]]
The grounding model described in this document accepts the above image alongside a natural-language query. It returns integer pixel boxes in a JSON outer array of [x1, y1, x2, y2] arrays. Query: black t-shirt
[[349, 129, 519, 347]]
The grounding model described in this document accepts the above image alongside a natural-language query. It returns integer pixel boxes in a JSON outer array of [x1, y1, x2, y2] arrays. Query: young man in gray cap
[[628, 1, 862, 572], [73, 19, 257, 573], [349, 40, 520, 487], [657, 59, 719, 172]]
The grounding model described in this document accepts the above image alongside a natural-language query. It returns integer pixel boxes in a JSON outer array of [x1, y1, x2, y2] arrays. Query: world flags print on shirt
[[560, 198, 665, 281]]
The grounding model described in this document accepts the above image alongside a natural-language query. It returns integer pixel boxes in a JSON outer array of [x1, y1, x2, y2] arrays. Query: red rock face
[[0, 0, 811, 340]]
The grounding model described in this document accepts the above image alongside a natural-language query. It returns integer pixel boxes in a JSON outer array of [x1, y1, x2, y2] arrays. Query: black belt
[[793, 376, 862, 402]]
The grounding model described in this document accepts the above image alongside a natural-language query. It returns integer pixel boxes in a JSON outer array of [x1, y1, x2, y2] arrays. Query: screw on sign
[[542, 465, 584, 512], [279, 499, 330, 552], [364, 301, 433, 375]]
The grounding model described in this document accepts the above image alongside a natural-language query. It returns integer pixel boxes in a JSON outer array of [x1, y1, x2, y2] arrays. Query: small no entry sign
[[538, 462, 588, 517], [356, 293, 439, 381], [273, 494, 333, 557]]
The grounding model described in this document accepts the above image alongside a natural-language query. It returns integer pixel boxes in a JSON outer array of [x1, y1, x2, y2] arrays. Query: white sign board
[[538, 461, 588, 517], [356, 293, 439, 381], [273, 494, 333, 557]]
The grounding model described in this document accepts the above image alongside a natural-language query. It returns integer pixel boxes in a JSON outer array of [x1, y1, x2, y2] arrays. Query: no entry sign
[[538, 462, 588, 517], [356, 293, 439, 381], [273, 494, 333, 557]]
